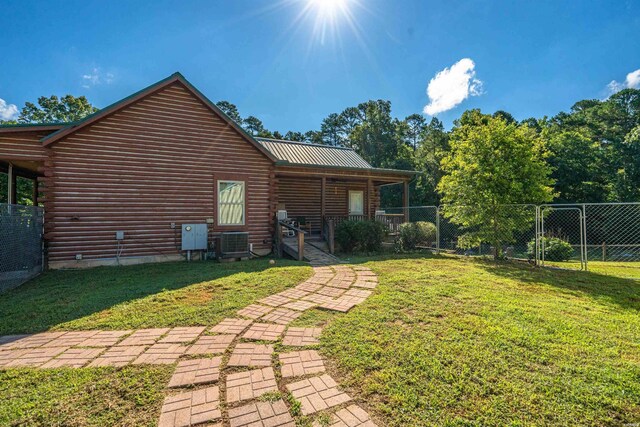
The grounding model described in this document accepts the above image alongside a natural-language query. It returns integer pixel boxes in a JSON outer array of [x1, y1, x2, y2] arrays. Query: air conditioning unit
[[219, 232, 250, 259]]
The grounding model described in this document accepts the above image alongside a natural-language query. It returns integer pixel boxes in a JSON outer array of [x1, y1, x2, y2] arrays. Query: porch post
[[320, 177, 326, 237], [7, 163, 15, 205], [403, 180, 409, 222], [367, 178, 373, 219], [32, 178, 38, 206]]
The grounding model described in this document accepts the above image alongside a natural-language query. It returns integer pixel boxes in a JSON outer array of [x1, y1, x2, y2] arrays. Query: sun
[[310, 0, 348, 15], [306, 0, 354, 45]]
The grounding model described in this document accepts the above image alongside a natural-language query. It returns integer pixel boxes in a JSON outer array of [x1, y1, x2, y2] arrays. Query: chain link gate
[[380, 202, 640, 272], [0, 203, 44, 292], [537, 205, 587, 270]]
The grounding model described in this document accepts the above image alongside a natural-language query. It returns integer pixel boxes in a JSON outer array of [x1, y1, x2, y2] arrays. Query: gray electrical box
[[181, 224, 208, 251]]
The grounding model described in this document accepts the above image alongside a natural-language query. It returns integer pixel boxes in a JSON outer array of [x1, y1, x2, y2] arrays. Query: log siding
[[43, 82, 274, 264]]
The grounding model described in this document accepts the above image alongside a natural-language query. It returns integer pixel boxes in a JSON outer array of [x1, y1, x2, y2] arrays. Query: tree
[[320, 113, 344, 146], [404, 114, 427, 150], [304, 130, 323, 145], [544, 129, 609, 202], [492, 110, 517, 124], [348, 100, 398, 167], [242, 116, 273, 137], [284, 131, 305, 142], [413, 117, 448, 205], [215, 100, 242, 124], [438, 110, 555, 259], [545, 88, 640, 202], [10, 95, 98, 124]]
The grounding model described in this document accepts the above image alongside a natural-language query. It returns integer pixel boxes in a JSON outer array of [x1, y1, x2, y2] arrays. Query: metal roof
[[256, 138, 373, 169]]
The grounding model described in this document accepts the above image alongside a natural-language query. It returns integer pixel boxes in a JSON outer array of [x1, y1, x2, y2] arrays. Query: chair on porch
[[295, 216, 311, 235], [277, 209, 296, 237]]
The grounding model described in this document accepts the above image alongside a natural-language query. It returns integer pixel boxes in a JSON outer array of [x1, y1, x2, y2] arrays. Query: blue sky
[[1, 0, 639, 131]]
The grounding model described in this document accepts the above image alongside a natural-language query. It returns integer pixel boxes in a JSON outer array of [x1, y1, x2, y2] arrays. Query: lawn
[[316, 255, 640, 426], [0, 365, 173, 426], [1, 255, 639, 426], [0, 258, 311, 334]]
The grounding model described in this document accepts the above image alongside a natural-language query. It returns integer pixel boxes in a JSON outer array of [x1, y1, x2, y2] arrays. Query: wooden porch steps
[[282, 237, 341, 266]]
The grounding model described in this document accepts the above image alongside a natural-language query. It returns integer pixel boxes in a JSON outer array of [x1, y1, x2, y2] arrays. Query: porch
[[274, 167, 412, 258]]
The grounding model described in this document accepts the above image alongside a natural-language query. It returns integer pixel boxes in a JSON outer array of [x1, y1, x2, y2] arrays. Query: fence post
[[297, 231, 305, 261], [582, 204, 588, 271], [435, 206, 441, 254], [535, 205, 540, 266], [602, 242, 606, 261]]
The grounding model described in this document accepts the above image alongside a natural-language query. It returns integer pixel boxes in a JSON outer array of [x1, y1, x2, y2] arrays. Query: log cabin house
[[0, 72, 414, 268]]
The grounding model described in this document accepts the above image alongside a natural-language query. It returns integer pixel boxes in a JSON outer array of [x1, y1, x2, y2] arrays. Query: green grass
[[318, 255, 640, 426], [0, 258, 311, 334], [0, 365, 173, 426], [2, 255, 639, 426], [545, 260, 640, 279]]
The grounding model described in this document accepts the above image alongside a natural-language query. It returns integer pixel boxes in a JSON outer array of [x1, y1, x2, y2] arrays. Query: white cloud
[[81, 67, 115, 88], [0, 98, 19, 121], [423, 58, 483, 116], [607, 68, 640, 95]]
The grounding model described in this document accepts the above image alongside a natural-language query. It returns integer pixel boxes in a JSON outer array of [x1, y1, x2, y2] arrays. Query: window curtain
[[219, 181, 245, 225]]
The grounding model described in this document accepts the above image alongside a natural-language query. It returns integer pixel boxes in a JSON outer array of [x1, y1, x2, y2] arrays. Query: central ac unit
[[219, 232, 250, 259]]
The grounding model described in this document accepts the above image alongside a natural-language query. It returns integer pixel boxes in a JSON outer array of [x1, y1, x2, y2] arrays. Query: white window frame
[[348, 190, 364, 215], [217, 180, 246, 226]]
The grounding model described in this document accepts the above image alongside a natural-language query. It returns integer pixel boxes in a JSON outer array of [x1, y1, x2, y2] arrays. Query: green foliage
[[545, 89, 640, 202], [0, 258, 310, 334], [335, 220, 387, 253], [215, 100, 242, 123], [335, 220, 359, 253], [527, 236, 574, 261], [438, 111, 555, 258], [320, 256, 640, 426], [396, 221, 436, 251], [0, 175, 36, 205], [13, 95, 98, 124], [0, 365, 172, 426]]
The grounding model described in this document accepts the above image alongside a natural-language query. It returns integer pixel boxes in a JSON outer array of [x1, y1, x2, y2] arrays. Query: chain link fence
[[380, 202, 640, 271], [1, 204, 44, 292]]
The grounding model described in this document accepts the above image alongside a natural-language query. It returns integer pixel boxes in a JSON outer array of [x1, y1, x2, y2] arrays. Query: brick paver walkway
[[279, 350, 326, 378], [0, 262, 379, 426], [282, 327, 322, 346], [286, 374, 352, 415], [229, 400, 295, 427], [226, 367, 279, 403], [158, 386, 221, 427]]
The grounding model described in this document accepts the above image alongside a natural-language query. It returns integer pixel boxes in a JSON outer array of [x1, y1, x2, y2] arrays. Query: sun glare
[[307, 0, 352, 45], [311, 0, 347, 15]]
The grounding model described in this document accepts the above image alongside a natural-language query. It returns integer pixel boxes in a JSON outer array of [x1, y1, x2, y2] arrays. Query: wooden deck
[[282, 237, 340, 265]]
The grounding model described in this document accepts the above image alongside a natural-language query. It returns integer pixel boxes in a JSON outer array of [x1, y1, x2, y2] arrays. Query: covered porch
[[1, 160, 41, 206], [274, 165, 413, 256]]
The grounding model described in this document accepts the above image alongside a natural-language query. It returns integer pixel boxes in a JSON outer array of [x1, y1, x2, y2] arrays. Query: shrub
[[396, 221, 437, 251], [355, 220, 387, 252], [335, 220, 359, 253], [335, 220, 387, 253], [527, 236, 574, 261]]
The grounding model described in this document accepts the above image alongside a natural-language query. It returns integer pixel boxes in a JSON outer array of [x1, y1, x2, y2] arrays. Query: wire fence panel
[[0, 204, 44, 292], [380, 202, 640, 271], [539, 205, 586, 270], [585, 203, 640, 262]]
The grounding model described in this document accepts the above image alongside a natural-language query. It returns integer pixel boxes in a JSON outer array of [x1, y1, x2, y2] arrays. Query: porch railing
[[375, 213, 404, 234], [321, 213, 404, 255], [274, 218, 306, 261]]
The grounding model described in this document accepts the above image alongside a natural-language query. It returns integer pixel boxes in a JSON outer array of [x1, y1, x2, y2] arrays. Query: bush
[[396, 221, 437, 251], [335, 220, 387, 253], [335, 220, 358, 253], [527, 236, 574, 261]]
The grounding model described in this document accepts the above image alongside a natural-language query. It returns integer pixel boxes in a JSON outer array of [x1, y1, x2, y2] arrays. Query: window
[[218, 180, 245, 225], [349, 190, 364, 215]]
